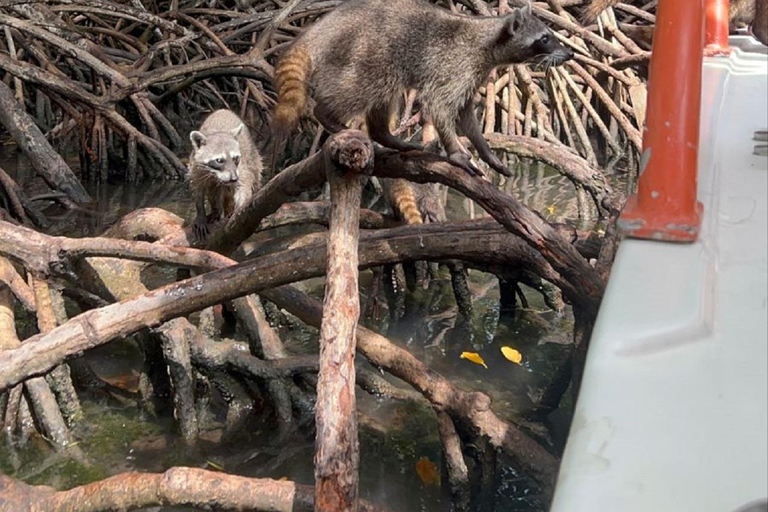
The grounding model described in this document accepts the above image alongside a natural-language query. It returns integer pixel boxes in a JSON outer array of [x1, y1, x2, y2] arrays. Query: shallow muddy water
[[0, 145, 628, 511]]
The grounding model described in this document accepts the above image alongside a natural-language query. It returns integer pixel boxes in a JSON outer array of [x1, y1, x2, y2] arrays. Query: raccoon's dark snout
[[558, 46, 574, 63]]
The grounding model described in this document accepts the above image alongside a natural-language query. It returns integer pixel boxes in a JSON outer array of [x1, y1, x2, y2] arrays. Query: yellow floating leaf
[[278, 476, 289, 481], [415, 456, 440, 486], [546, 204, 556, 214], [460, 351, 487, 369], [500, 346, 523, 365]]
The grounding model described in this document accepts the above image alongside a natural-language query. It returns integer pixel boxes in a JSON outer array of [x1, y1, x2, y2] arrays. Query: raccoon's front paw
[[484, 153, 512, 177], [193, 220, 210, 242], [449, 152, 484, 177]]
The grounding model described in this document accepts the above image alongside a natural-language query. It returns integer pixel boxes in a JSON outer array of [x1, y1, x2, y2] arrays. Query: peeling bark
[[0, 468, 391, 512], [314, 131, 372, 511]]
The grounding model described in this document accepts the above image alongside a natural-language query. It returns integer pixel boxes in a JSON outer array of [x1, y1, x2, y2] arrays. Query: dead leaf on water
[[415, 456, 440, 486], [500, 346, 523, 365], [460, 351, 487, 369]]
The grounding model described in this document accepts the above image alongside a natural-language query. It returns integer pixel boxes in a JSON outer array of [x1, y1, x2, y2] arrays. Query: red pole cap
[[619, 0, 705, 242], [705, 0, 732, 56]]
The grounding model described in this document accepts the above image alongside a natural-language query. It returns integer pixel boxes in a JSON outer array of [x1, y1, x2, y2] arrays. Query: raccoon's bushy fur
[[382, 178, 424, 226], [273, 0, 573, 176], [187, 109, 262, 237]]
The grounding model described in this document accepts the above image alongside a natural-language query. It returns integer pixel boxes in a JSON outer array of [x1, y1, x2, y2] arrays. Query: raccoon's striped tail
[[272, 44, 312, 140], [389, 179, 423, 226], [580, 0, 620, 24]]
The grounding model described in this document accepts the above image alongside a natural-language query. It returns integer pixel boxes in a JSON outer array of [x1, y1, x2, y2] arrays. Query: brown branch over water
[[0, 257, 35, 311], [259, 202, 399, 231], [0, 285, 82, 457], [436, 411, 471, 512], [484, 132, 612, 208], [0, 468, 390, 512], [205, 147, 330, 255], [0, 215, 599, 394], [373, 150, 604, 313], [263, 285, 561, 489]]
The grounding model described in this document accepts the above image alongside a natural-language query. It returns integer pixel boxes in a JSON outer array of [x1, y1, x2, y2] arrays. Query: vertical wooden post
[[314, 131, 373, 512]]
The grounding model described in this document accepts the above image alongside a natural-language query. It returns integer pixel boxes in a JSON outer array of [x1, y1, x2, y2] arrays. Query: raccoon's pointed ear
[[190, 131, 206, 150], [525, 1, 532, 15], [231, 123, 244, 138], [509, 8, 524, 34]]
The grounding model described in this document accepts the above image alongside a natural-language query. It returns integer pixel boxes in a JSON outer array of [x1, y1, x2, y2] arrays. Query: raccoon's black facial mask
[[533, 33, 574, 65], [525, 31, 574, 73]]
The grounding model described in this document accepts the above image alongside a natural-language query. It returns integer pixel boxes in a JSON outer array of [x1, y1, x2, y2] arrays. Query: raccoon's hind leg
[[458, 101, 511, 177], [313, 103, 347, 134], [433, 115, 483, 177], [366, 104, 422, 152]]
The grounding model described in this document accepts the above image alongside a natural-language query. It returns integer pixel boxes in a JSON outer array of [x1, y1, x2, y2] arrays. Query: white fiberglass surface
[[551, 42, 768, 512]]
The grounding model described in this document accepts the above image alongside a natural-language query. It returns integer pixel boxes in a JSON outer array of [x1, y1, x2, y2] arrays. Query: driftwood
[[0, 257, 34, 311], [29, 275, 83, 427], [0, 468, 391, 512], [0, 217, 579, 491], [0, 209, 602, 483], [436, 411, 471, 512], [259, 201, 400, 231]]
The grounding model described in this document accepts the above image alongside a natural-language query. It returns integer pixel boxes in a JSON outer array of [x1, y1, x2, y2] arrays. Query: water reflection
[[0, 148, 627, 511]]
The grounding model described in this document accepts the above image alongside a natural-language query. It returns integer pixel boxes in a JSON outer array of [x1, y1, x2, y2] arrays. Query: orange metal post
[[704, 0, 732, 56], [618, 0, 704, 242]]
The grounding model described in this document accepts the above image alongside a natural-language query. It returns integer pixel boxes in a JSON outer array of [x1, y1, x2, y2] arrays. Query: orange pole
[[704, 0, 732, 56], [618, 0, 704, 242]]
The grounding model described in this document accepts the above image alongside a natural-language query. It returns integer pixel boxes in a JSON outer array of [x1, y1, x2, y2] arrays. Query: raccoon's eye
[[233, 156, 240, 166], [215, 158, 225, 165], [539, 34, 550, 45]]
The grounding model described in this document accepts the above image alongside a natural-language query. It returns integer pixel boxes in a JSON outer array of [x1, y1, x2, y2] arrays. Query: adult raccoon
[[272, 0, 573, 177]]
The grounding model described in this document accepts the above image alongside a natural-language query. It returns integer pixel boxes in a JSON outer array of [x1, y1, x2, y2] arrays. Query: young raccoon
[[273, 0, 573, 177], [188, 109, 262, 239]]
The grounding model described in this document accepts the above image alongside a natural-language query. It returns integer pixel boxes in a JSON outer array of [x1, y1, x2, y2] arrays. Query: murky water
[[0, 145, 628, 511]]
